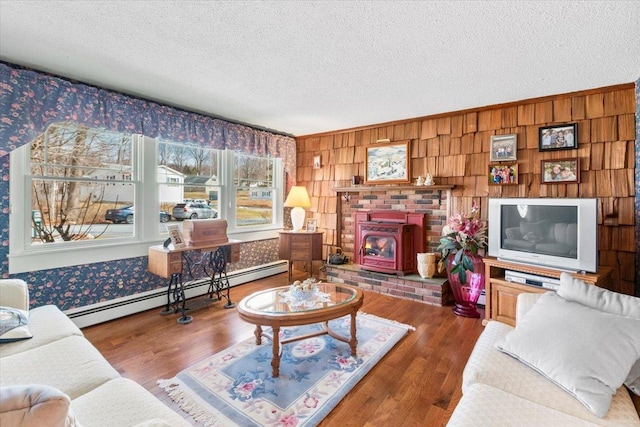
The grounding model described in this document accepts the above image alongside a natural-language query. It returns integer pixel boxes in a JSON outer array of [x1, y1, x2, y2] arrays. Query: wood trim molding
[[333, 184, 454, 192]]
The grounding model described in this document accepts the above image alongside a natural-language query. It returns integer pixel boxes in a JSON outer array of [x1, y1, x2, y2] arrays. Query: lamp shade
[[284, 186, 311, 232], [284, 186, 311, 208]]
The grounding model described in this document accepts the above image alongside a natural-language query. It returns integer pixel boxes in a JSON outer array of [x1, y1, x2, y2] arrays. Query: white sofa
[[448, 274, 640, 426], [0, 279, 191, 427]]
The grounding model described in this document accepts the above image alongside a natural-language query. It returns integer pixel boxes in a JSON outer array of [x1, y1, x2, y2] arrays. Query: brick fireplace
[[325, 185, 454, 306]]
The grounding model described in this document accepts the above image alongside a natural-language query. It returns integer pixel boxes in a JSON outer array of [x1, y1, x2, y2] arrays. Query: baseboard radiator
[[66, 261, 288, 328]]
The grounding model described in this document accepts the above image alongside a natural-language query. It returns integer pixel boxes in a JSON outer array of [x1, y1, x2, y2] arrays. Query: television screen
[[500, 204, 578, 260]]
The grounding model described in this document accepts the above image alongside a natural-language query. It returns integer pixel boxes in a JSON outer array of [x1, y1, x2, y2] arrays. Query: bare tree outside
[[29, 122, 134, 243]]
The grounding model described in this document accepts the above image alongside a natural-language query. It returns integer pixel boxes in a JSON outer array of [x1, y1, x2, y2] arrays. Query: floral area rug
[[158, 312, 414, 426]]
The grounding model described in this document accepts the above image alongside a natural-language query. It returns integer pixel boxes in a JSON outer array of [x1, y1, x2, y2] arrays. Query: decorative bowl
[[289, 279, 319, 301]]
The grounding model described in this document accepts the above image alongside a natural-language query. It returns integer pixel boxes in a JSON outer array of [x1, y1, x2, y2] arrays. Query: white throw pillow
[[0, 306, 32, 343], [557, 272, 640, 396], [496, 291, 640, 418]]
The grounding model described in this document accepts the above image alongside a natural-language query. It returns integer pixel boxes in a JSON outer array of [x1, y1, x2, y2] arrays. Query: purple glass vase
[[446, 251, 485, 318]]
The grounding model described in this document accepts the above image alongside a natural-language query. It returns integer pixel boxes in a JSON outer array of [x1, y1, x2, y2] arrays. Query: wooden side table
[[278, 231, 323, 281]]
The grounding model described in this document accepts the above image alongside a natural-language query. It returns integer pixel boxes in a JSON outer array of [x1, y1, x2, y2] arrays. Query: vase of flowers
[[437, 202, 487, 318]]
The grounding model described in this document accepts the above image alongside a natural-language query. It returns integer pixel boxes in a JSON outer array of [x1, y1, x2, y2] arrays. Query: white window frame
[[9, 134, 284, 274], [222, 149, 284, 239]]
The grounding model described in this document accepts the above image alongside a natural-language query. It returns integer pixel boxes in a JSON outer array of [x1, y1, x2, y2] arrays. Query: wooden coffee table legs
[[253, 313, 358, 378], [323, 312, 358, 357], [350, 312, 358, 356], [253, 324, 282, 377], [271, 326, 281, 377]]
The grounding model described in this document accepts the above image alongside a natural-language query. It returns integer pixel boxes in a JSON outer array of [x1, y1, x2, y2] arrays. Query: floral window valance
[[0, 62, 296, 186]]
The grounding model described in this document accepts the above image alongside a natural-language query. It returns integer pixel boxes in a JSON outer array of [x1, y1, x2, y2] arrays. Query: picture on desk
[[306, 218, 318, 232], [166, 224, 186, 249]]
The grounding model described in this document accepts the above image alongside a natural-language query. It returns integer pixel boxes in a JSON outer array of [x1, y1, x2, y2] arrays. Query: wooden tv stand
[[483, 257, 612, 326]]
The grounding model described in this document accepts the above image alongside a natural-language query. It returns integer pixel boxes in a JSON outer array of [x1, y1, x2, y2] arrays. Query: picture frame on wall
[[166, 224, 186, 249], [313, 155, 321, 169], [489, 134, 517, 162], [365, 140, 410, 184], [539, 123, 577, 151], [306, 218, 318, 232], [541, 157, 580, 184], [488, 163, 518, 185]]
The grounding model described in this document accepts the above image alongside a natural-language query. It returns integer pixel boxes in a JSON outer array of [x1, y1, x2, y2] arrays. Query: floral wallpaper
[[0, 62, 291, 310]]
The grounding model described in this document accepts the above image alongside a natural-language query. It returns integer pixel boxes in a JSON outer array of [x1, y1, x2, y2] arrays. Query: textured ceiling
[[1, 1, 639, 137]]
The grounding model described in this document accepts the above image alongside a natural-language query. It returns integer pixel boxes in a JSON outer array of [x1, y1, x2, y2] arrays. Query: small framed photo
[[539, 123, 577, 151], [166, 224, 186, 249], [313, 155, 321, 169], [541, 157, 580, 184], [489, 134, 517, 162], [489, 163, 518, 185], [306, 218, 318, 232]]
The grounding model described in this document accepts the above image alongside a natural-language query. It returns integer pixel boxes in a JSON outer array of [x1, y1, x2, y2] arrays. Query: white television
[[488, 198, 598, 273]]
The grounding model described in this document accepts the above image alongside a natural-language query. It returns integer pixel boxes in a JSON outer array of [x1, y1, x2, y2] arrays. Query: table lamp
[[284, 186, 311, 232]]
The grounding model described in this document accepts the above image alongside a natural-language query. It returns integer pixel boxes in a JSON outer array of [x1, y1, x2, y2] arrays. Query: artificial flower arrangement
[[437, 202, 487, 284]]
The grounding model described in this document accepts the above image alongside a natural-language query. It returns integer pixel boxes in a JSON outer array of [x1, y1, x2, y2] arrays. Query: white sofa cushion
[[557, 273, 640, 318], [0, 335, 120, 399], [0, 384, 79, 427], [557, 272, 640, 395], [0, 279, 30, 311], [0, 306, 32, 343], [0, 305, 83, 358], [496, 292, 640, 418], [448, 382, 602, 427], [515, 292, 542, 324], [71, 378, 191, 427], [464, 321, 640, 426]]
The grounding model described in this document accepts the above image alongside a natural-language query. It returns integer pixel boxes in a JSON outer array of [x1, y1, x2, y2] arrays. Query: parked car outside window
[[105, 206, 170, 224], [171, 203, 217, 220]]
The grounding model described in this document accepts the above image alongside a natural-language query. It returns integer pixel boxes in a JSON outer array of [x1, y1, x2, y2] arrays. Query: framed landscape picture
[[365, 141, 410, 184], [489, 134, 517, 162], [541, 157, 580, 184], [539, 123, 577, 151], [488, 163, 518, 185]]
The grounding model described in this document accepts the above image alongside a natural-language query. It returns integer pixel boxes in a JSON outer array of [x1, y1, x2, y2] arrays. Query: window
[[10, 124, 284, 273], [233, 153, 278, 228], [157, 140, 221, 219]]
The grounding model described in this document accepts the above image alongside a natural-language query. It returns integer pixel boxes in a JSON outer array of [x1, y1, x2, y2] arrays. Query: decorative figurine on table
[[424, 173, 434, 186], [416, 176, 425, 186]]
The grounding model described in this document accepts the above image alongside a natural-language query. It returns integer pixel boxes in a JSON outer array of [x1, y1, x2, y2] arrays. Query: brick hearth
[[325, 263, 453, 306]]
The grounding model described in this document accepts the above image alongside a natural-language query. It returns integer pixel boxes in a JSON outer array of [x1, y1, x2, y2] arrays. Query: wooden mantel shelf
[[333, 184, 454, 192]]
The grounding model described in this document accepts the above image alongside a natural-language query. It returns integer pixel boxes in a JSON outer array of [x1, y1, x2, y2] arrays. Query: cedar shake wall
[[296, 84, 637, 296]]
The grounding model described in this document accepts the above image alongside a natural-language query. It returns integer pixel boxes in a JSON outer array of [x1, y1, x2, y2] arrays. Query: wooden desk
[[148, 240, 242, 324], [278, 231, 323, 281]]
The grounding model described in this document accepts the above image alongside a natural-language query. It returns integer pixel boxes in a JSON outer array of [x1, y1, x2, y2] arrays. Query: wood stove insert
[[355, 211, 426, 275]]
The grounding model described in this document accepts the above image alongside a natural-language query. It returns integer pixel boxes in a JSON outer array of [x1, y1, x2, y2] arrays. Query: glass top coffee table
[[237, 283, 364, 377]]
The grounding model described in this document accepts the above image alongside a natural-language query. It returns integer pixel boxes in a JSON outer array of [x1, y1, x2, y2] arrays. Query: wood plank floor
[[82, 272, 485, 426]]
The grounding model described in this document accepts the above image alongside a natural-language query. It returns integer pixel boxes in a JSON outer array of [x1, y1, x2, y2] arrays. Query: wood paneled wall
[[295, 84, 636, 296]]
